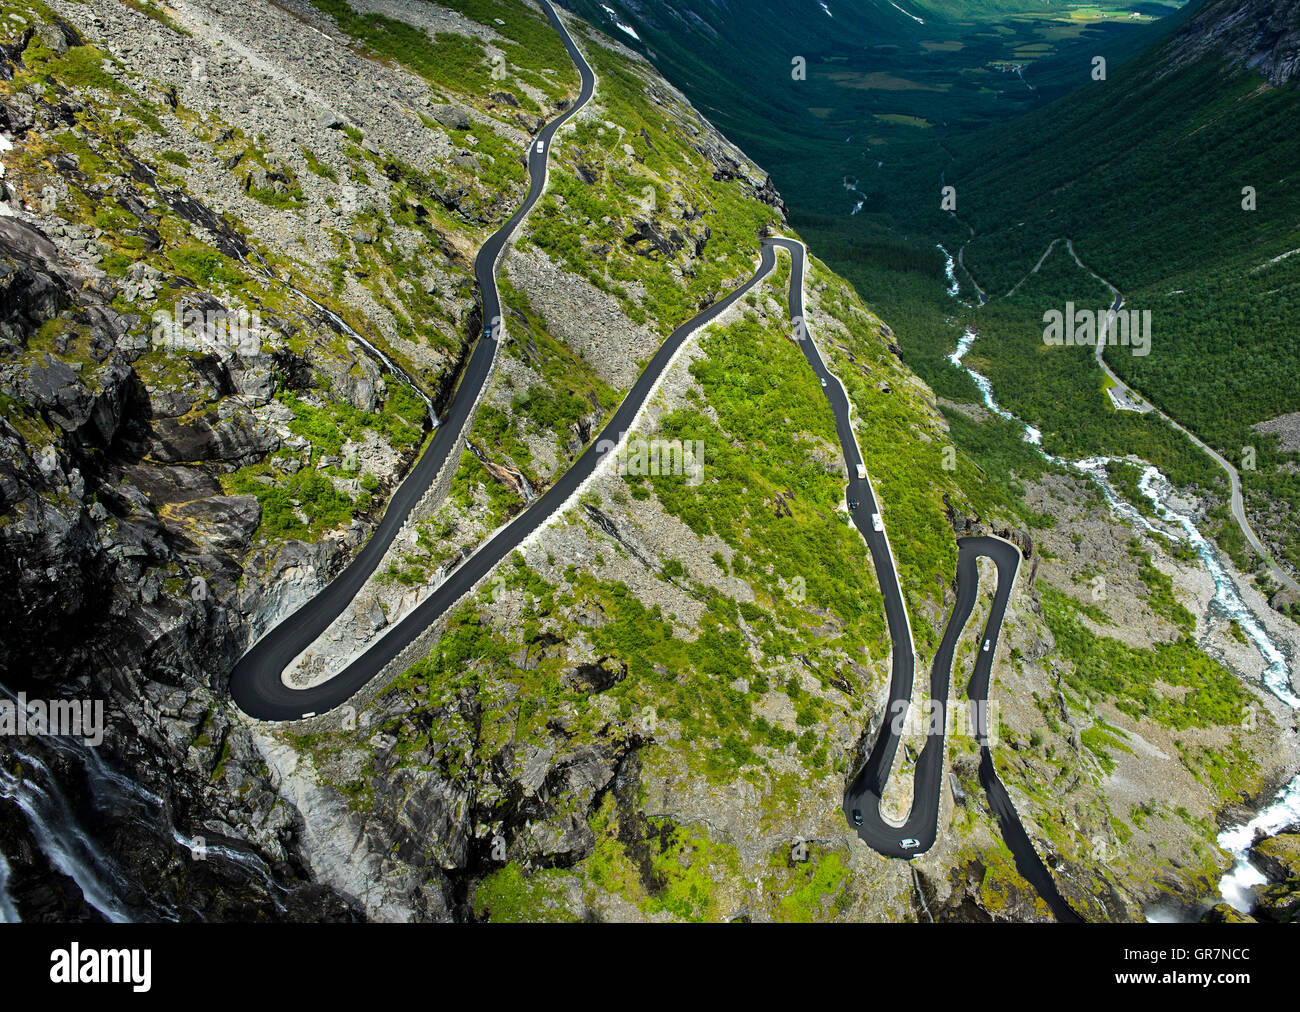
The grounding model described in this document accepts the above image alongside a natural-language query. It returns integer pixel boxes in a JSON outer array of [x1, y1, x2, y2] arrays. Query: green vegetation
[[311, 0, 575, 103], [648, 304, 890, 663], [952, 842, 1052, 919], [282, 384, 426, 457], [121, 0, 189, 34], [224, 464, 359, 540], [528, 25, 782, 334], [1079, 722, 1133, 775], [946, 54, 1300, 572], [1040, 586, 1250, 730], [485, 273, 618, 468], [472, 862, 576, 922], [450, 448, 524, 526], [1174, 738, 1263, 807], [218, 382, 424, 541], [769, 848, 851, 922], [312, 0, 495, 96], [301, 145, 338, 182], [1126, 538, 1195, 633]]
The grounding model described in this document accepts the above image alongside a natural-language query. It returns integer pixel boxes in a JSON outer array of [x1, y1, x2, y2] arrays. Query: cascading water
[[0, 739, 134, 923], [0, 850, 17, 923], [0, 687, 186, 923], [843, 176, 867, 216], [228, 247, 437, 422], [1217, 776, 1300, 910], [168, 826, 287, 913], [942, 247, 1299, 914], [948, 328, 1041, 444], [938, 244, 960, 299], [294, 291, 436, 421], [0, 221, 443, 928]]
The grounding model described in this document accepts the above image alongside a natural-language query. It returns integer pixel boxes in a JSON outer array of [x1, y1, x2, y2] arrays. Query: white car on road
[[872, 513, 883, 532], [536, 139, 545, 153], [900, 838, 920, 850], [982, 639, 991, 653]]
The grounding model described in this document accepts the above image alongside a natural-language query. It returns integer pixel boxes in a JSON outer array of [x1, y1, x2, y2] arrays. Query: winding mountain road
[[783, 244, 1076, 913], [230, 0, 788, 719], [228, 2, 1068, 917], [231, 0, 597, 719], [233, 234, 780, 718], [960, 540, 1082, 922]]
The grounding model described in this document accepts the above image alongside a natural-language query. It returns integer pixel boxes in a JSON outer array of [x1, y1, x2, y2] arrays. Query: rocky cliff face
[[1162, 0, 1300, 84], [0, 0, 546, 920], [0, 209, 366, 919], [4, 0, 1290, 925], [0, 0, 845, 922]]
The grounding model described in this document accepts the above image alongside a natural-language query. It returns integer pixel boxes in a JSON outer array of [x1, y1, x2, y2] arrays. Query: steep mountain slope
[[564, 0, 1300, 922], [0, 0, 1005, 922], [563, 0, 1184, 229], [2, 0, 1295, 925], [940, 0, 1300, 590], [1163, 0, 1300, 82]]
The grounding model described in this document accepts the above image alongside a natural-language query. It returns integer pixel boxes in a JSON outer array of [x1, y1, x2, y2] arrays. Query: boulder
[[428, 104, 471, 130]]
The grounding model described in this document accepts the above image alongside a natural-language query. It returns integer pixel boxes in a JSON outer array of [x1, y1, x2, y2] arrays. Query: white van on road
[[871, 513, 883, 532], [856, 463, 867, 480]]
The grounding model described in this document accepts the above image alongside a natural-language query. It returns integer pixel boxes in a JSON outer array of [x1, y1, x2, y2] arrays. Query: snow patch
[[600, 4, 640, 40]]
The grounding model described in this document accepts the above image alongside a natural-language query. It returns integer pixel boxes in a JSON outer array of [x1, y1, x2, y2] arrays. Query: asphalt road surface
[[231, 223, 779, 717], [228, 8, 1079, 919], [840, 529, 1080, 919], [230, 0, 595, 719]]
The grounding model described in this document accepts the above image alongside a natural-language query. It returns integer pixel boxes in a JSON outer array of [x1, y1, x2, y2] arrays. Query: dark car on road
[[852, 809, 863, 826]]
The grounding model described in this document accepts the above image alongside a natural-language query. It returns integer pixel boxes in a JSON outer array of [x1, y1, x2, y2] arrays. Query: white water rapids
[[941, 246, 1300, 914]]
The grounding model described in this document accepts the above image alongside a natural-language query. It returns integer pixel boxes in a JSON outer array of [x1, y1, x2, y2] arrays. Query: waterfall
[[938, 244, 960, 299], [0, 850, 18, 923], [0, 740, 134, 923]]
